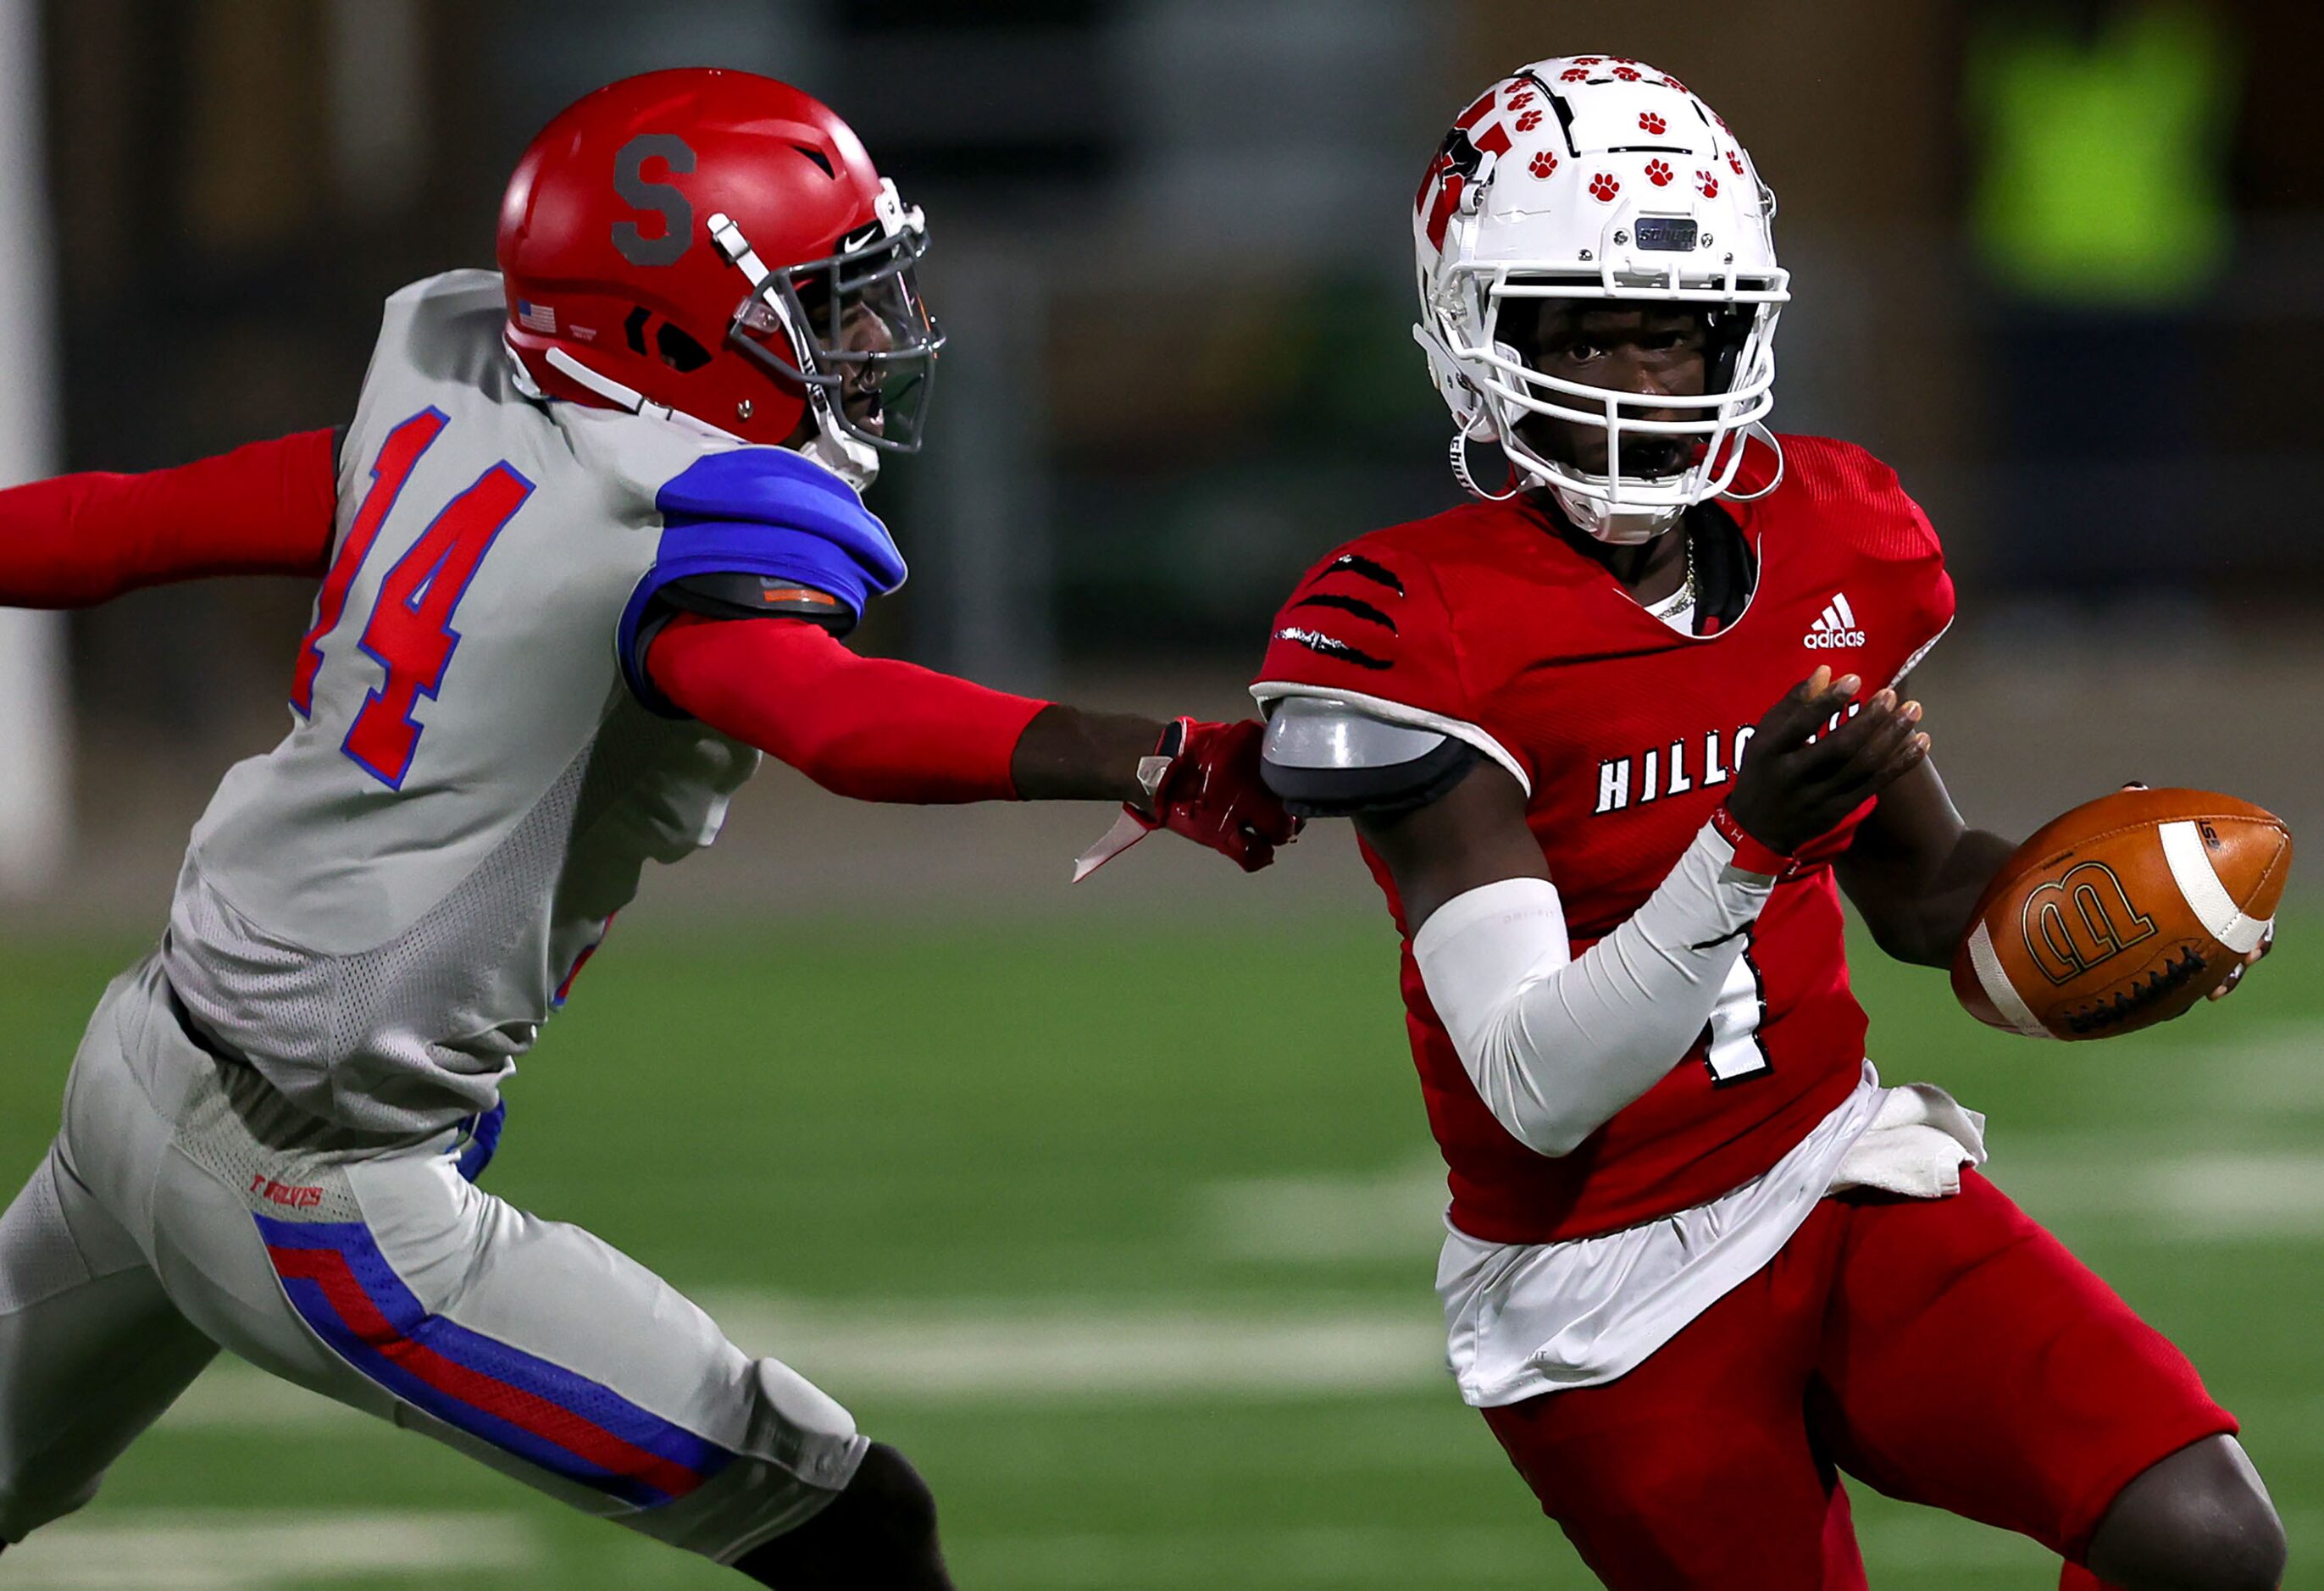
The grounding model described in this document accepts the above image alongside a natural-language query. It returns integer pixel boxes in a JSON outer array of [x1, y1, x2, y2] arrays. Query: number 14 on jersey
[[289, 409, 534, 790]]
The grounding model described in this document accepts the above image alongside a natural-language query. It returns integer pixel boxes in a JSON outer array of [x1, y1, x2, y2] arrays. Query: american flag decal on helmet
[[517, 300, 558, 334]]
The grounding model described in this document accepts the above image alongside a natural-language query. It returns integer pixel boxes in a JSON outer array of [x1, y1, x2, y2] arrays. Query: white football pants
[[0, 956, 865, 1561]]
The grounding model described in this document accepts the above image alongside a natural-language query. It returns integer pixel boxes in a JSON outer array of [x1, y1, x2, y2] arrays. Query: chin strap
[[1450, 428, 1524, 503], [511, 335, 884, 490], [1717, 424, 1787, 504], [513, 339, 749, 446], [1417, 320, 1527, 504]]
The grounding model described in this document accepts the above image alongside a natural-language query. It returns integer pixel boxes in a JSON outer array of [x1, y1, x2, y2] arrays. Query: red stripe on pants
[[268, 1244, 705, 1500]]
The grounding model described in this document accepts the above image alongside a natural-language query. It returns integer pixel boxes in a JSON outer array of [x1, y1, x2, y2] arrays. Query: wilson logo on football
[[2019, 862, 2160, 985], [1803, 591, 1866, 650]]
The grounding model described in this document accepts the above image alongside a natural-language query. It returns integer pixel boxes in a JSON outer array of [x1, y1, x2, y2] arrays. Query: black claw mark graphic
[[1323, 553, 1406, 596], [1290, 594, 1398, 633]]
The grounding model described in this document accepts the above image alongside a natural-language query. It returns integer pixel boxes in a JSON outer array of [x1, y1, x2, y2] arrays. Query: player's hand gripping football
[[1073, 718, 1301, 880], [1723, 666, 1929, 861]]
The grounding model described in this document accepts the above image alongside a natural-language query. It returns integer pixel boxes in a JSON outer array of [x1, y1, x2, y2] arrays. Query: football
[[1951, 788, 2292, 1040]]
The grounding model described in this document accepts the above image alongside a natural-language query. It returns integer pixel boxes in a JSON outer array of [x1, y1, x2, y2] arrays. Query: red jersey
[[1254, 435, 1954, 1245]]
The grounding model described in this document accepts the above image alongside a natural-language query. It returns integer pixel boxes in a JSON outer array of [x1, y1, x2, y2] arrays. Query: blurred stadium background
[[2, 1, 2321, 1586]]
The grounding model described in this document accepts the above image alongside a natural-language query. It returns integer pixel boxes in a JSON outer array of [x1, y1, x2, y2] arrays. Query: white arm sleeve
[[1412, 822, 1777, 1157]]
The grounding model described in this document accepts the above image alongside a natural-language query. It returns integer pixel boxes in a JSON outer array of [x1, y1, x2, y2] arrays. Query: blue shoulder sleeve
[[618, 446, 907, 715]]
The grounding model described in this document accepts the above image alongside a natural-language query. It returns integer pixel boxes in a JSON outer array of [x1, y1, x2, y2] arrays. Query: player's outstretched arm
[[0, 430, 338, 607], [646, 613, 1295, 868], [1831, 758, 2017, 968]]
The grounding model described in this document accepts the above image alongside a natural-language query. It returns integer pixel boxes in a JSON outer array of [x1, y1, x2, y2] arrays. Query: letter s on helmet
[[1412, 57, 1789, 543], [497, 68, 942, 488]]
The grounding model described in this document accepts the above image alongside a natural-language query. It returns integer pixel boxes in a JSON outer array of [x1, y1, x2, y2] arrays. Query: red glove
[[1073, 718, 1301, 880]]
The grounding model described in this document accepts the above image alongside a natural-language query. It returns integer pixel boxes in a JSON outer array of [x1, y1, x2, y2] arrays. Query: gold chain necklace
[[1645, 529, 1697, 623]]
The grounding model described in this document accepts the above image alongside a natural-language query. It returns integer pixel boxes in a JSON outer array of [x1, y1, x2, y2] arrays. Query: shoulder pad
[[654, 446, 906, 605], [657, 447, 900, 571], [1261, 696, 1480, 818], [618, 446, 907, 714]]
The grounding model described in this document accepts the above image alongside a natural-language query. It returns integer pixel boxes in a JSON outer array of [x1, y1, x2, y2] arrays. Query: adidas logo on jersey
[[1804, 591, 1866, 650]]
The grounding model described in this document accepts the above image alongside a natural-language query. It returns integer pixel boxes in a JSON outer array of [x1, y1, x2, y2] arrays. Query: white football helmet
[[1412, 57, 1790, 542]]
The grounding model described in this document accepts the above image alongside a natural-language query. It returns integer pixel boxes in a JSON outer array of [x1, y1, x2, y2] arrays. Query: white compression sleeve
[[1412, 822, 1777, 1156]]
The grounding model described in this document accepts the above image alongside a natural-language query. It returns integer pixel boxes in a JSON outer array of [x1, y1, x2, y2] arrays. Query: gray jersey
[[163, 270, 901, 1133]]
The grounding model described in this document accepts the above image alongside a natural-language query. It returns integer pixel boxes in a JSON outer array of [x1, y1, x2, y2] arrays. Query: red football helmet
[[497, 68, 941, 485]]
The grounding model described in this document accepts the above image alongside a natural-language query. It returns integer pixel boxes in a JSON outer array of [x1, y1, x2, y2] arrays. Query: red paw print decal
[[1727, 149, 1745, 175], [1645, 159, 1674, 186], [1516, 108, 1544, 131], [1639, 111, 1667, 135], [1589, 172, 1620, 202], [1612, 66, 1643, 81], [1560, 67, 1589, 81], [1506, 90, 1535, 110], [1661, 75, 1689, 93], [1573, 55, 1603, 65], [1529, 150, 1559, 179], [1695, 170, 1719, 197]]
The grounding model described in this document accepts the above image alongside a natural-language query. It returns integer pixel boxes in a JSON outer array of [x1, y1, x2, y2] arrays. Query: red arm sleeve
[[646, 611, 1052, 804], [0, 429, 340, 608]]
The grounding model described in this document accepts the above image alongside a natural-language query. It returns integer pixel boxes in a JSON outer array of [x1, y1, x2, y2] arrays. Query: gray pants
[[0, 956, 865, 1561]]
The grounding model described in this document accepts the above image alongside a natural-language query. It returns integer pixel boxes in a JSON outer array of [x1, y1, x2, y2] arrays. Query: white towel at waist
[[1438, 1061, 1986, 1407]]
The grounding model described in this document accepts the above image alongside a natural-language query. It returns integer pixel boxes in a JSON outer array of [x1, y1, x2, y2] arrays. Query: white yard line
[[696, 1292, 1449, 1399], [2190, 1022, 2324, 1117], [1992, 1149, 2324, 1237], [1202, 1141, 2324, 1254], [1978, 1019, 2324, 1237], [1201, 1161, 1449, 1261], [0, 1511, 534, 1588], [158, 1294, 1448, 1436], [1200, 1017, 2324, 1255], [143, 1011, 2324, 1451]]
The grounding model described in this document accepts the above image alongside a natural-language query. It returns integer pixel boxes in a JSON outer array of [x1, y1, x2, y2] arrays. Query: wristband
[[1711, 805, 1797, 881]]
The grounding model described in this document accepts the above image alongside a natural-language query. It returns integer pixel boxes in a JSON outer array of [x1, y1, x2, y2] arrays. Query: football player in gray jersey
[[0, 70, 1294, 1588]]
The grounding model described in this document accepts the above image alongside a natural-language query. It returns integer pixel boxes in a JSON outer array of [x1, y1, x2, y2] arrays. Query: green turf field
[[1, 911, 2317, 1588]]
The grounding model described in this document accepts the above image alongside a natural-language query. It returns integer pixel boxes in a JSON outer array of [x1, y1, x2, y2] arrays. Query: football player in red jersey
[[1254, 57, 2283, 1591]]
